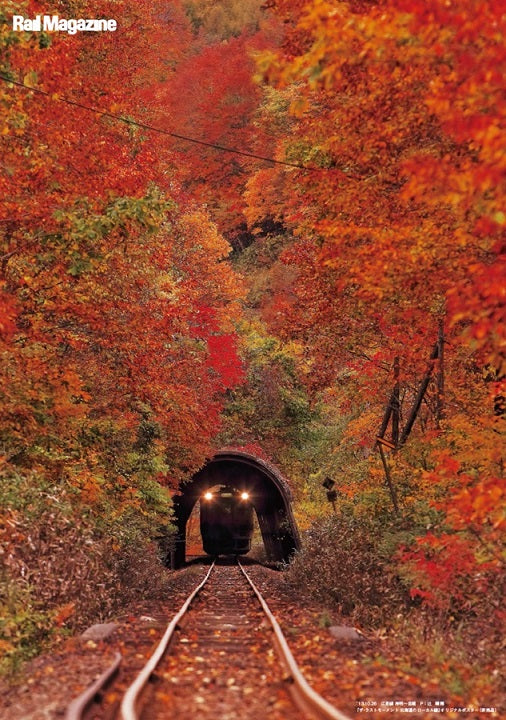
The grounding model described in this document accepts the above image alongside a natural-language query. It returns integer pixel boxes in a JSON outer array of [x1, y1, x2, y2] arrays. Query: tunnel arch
[[169, 450, 300, 567]]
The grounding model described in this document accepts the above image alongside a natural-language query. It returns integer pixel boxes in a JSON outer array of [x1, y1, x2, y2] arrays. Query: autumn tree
[[183, 0, 264, 41], [139, 1, 282, 244], [1, 0, 245, 663], [244, 0, 505, 619]]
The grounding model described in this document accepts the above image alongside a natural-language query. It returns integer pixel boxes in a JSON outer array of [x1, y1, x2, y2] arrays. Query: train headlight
[[240, 491, 250, 501], [203, 491, 213, 501]]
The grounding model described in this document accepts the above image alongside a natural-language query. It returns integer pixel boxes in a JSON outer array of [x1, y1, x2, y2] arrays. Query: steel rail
[[65, 558, 352, 720], [119, 560, 215, 720], [239, 561, 352, 720], [65, 651, 122, 720]]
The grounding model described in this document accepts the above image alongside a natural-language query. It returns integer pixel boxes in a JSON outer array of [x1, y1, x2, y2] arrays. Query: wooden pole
[[399, 342, 439, 447], [377, 401, 392, 440], [436, 319, 445, 427], [392, 356, 400, 448], [378, 443, 399, 514]]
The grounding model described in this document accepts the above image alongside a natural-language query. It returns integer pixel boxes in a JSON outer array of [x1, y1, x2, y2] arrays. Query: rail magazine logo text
[[12, 15, 117, 34]]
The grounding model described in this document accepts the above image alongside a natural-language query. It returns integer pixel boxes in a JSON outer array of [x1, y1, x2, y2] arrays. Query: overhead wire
[[0, 74, 323, 172]]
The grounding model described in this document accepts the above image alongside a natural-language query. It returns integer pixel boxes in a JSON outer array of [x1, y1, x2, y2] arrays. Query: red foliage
[[1, 0, 245, 491], [401, 533, 495, 613], [144, 29, 274, 240]]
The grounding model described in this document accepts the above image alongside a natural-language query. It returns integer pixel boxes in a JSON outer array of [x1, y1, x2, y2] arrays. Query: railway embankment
[[1, 558, 501, 720]]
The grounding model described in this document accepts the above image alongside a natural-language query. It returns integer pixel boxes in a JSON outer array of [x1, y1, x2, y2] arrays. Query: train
[[200, 485, 254, 556]]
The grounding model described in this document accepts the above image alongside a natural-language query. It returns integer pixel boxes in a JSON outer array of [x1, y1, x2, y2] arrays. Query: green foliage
[[0, 466, 175, 675], [219, 319, 316, 456], [183, 0, 263, 40], [0, 576, 55, 675]]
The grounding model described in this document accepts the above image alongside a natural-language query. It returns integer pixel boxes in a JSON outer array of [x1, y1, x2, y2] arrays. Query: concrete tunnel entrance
[[169, 450, 300, 568]]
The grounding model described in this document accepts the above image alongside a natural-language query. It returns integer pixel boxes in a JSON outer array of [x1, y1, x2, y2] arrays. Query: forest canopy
[[0, 0, 504, 695]]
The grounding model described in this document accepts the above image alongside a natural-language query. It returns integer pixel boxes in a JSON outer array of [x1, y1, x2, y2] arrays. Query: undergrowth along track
[[65, 558, 351, 720]]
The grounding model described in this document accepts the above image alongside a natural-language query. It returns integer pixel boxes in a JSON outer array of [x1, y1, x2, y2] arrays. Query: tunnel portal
[[170, 450, 300, 567]]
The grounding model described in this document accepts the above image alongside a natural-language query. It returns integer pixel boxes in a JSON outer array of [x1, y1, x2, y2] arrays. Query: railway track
[[65, 558, 351, 720]]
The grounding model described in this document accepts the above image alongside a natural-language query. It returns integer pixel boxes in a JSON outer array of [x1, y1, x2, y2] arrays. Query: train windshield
[[200, 486, 254, 556]]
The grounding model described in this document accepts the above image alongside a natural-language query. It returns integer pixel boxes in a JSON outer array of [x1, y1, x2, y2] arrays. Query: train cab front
[[199, 485, 254, 557]]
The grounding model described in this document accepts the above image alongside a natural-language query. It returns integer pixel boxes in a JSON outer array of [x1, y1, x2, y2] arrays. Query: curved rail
[[239, 561, 351, 720], [120, 560, 215, 720], [64, 651, 122, 720], [65, 558, 352, 720]]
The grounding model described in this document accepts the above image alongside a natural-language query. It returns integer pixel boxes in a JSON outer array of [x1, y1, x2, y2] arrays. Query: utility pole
[[436, 318, 445, 427], [392, 356, 400, 448]]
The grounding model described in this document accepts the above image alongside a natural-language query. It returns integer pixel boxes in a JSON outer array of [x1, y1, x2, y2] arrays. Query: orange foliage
[[247, 0, 505, 609], [1, 0, 245, 500]]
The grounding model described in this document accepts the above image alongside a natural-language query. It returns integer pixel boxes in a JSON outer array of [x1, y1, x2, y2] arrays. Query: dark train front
[[200, 485, 254, 556]]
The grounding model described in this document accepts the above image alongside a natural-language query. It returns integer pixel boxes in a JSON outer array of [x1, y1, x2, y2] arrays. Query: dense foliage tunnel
[[170, 450, 300, 567]]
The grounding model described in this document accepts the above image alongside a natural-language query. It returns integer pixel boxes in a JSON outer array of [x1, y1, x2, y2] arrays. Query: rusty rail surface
[[65, 651, 122, 720], [239, 561, 351, 720], [65, 559, 351, 720]]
